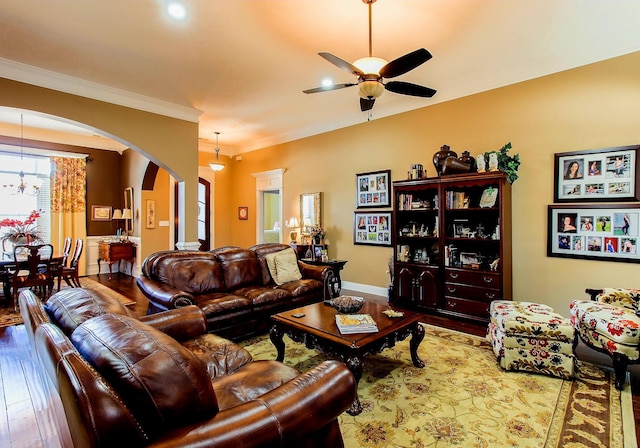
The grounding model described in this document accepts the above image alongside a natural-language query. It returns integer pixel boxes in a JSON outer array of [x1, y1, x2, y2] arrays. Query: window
[[0, 152, 51, 243]]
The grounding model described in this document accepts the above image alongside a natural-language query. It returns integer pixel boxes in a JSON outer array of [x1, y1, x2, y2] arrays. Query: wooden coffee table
[[270, 301, 425, 415]]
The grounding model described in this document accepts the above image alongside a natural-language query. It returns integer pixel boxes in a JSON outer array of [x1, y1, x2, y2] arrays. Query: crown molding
[[0, 58, 202, 123]]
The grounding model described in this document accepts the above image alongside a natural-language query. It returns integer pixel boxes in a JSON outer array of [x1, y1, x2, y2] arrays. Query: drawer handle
[[449, 273, 459, 279], [483, 277, 494, 283], [448, 301, 457, 308], [447, 287, 456, 293], [485, 292, 496, 299]]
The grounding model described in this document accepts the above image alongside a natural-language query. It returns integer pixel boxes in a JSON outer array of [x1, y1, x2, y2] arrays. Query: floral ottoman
[[487, 300, 576, 379]]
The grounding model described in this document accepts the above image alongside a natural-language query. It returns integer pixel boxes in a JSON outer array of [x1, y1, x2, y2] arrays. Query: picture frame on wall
[[553, 144, 640, 202], [548, 204, 640, 263], [145, 199, 156, 229], [91, 205, 112, 221], [356, 169, 391, 208], [238, 206, 248, 220], [354, 211, 392, 246]]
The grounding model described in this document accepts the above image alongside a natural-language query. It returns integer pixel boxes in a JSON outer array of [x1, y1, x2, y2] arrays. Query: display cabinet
[[391, 172, 512, 322]]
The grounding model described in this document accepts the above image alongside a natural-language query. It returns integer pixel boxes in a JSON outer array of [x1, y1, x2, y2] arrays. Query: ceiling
[[0, 0, 639, 156]]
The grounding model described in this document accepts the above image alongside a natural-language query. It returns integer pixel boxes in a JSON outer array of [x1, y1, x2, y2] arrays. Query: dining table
[[0, 251, 64, 302]]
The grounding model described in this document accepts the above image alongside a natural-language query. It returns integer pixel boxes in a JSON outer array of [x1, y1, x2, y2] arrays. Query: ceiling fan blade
[[385, 81, 436, 98], [319, 52, 365, 77], [303, 83, 356, 94], [360, 97, 375, 112], [379, 48, 433, 79]]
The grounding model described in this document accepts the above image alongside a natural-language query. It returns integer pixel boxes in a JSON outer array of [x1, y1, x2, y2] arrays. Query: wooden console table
[[98, 241, 136, 279]]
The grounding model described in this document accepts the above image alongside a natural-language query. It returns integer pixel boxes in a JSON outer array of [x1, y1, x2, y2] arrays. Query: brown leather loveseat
[[20, 288, 356, 447], [136, 243, 332, 339]]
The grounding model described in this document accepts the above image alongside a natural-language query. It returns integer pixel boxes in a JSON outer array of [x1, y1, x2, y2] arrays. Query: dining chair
[[8, 244, 55, 309], [52, 237, 72, 290], [59, 238, 83, 288]]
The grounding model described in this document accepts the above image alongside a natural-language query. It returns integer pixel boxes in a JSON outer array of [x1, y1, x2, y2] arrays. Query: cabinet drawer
[[443, 283, 501, 302], [444, 297, 491, 318], [444, 269, 500, 288]]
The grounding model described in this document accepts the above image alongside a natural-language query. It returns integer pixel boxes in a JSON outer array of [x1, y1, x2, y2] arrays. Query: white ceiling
[[0, 0, 639, 155]]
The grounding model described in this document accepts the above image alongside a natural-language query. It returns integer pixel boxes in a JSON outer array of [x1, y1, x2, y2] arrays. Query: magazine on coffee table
[[335, 314, 379, 334]]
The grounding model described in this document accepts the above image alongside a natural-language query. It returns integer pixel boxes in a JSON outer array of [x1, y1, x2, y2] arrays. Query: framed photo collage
[[549, 144, 640, 263], [354, 170, 392, 246]]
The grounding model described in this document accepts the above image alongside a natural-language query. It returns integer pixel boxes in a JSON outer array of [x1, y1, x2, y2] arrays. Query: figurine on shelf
[[489, 258, 500, 271], [476, 154, 486, 173], [488, 152, 499, 171]]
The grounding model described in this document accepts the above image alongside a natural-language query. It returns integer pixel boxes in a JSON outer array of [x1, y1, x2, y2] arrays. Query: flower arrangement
[[310, 225, 325, 242], [0, 210, 42, 244]]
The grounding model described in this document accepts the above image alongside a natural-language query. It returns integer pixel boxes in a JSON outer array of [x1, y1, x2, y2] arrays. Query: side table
[[300, 258, 347, 297], [98, 241, 136, 280]]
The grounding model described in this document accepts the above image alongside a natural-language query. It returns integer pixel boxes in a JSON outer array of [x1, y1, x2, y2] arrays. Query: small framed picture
[[313, 245, 324, 260], [145, 199, 156, 229], [356, 170, 391, 208], [238, 206, 248, 220], [91, 205, 112, 221], [554, 145, 640, 202]]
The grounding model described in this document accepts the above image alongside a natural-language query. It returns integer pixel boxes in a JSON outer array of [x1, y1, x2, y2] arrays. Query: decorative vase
[[459, 151, 476, 172], [432, 145, 457, 176], [313, 236, 321, 244]]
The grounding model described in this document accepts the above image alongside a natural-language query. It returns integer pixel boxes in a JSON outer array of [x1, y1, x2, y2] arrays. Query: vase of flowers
[[311, 225, 325, 244], [0, 210, 42, 246]]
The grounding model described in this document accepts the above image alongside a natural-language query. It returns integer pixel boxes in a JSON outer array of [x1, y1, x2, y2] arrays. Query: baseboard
[[341, 281, 387, 298]]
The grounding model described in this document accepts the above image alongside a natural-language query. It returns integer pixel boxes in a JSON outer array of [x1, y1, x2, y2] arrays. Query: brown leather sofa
[[20, 288, 356, 447], [136, 243, 333, 340]]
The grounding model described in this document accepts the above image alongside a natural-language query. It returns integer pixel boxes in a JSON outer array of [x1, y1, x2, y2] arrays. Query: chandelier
[[1, 114, 41, 196]]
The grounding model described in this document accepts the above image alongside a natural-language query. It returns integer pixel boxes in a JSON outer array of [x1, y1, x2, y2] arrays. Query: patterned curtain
[[50, 157, 87, 276]]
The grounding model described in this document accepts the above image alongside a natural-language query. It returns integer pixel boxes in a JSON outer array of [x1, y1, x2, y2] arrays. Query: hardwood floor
[[0, 274, 638, 446]]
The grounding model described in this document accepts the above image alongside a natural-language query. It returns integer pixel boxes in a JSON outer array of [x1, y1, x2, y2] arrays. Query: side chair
[[570, 287, 640, 390], [58, 238, 83, 288], [52, 237, 72, 291], [8, 244, 55, 309]]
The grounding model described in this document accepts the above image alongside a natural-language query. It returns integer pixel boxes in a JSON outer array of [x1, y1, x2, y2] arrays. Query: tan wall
[[141, 167, 171, 260], [215, 51, 640, 313], [0, 78, 200, 243]]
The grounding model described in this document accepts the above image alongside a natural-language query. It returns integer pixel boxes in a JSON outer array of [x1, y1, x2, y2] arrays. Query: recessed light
[[167, 2, 187, 20]]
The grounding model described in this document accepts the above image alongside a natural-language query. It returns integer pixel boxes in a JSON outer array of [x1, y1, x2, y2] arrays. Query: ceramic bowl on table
[[329, 295, 365, 314]]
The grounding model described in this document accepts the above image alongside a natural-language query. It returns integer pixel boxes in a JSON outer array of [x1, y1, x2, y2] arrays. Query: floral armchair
[[570, 288, 640, 390]]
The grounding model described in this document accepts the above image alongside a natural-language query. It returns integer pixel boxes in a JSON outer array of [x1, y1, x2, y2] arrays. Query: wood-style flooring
[[0, 273, 638, 446]]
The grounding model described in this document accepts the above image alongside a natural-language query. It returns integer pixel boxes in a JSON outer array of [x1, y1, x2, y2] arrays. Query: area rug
[[240, 325, 636, 448], [0, 277, 136, 328]]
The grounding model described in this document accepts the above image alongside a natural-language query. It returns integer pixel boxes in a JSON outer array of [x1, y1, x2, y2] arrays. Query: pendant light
[[209, 132, 225, 172], [1, 114, 41, 196]]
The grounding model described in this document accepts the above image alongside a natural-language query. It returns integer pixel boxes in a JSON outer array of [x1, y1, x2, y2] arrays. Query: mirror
[[124, 187, 134, 235], [300, 192, 321, 236]]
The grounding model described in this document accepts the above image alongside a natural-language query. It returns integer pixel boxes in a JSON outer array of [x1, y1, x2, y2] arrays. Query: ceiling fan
[[303, 0, 436, 112]]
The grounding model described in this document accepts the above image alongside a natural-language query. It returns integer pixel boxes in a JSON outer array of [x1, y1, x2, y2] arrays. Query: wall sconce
[[286, 217, 299, 243], [112, 209, 123, 220]]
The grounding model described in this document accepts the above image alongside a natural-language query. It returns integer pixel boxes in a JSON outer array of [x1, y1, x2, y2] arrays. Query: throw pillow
[[265, 248, 302, 285]]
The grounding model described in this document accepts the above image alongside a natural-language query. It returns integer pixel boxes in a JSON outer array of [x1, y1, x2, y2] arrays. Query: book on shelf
[[335, 314, 379, 334]]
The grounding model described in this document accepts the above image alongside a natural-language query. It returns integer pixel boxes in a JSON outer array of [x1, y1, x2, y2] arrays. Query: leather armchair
[[570, 287, 640, 390]]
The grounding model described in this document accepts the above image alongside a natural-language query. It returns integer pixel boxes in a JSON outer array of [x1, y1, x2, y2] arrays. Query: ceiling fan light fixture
[[358, 80, 384, 99], [353, 56, 387, 76]]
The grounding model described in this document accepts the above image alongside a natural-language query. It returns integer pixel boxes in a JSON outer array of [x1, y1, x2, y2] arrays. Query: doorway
[[174, 177, 210, 250], [252, 169, 284, 244], [262, 190, 281, 243]]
